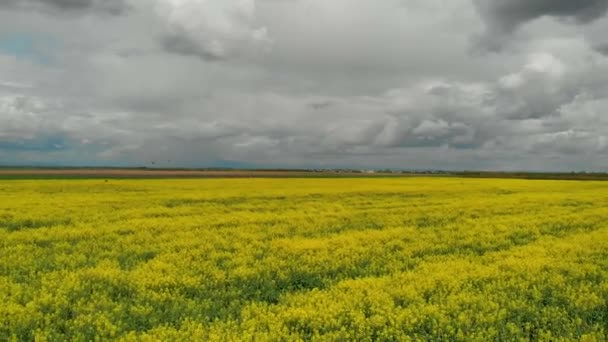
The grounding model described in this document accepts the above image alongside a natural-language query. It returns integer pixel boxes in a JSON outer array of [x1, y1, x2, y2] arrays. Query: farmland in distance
[[1, 178, 607, 341]]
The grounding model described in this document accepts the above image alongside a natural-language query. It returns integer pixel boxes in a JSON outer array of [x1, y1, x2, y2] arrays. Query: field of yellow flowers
[[1, 177, 607, 341]]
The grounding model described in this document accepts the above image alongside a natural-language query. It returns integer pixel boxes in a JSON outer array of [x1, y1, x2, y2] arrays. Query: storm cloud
[[474, 0, 608, 50], [1, 0, 608, 171]]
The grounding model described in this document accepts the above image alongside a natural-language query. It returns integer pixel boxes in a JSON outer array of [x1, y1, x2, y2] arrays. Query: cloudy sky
[[1, 0, 608, 171]]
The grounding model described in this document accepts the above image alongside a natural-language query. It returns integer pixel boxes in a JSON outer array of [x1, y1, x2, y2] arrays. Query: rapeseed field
[[0, 178, 607, 341]]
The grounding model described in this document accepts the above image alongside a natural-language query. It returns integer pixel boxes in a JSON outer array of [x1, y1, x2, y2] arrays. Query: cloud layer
[[1, 0, 608, 170], [474, 0, 608, 50], [1, 0, 129, 15], [156, 0, 270, 59]]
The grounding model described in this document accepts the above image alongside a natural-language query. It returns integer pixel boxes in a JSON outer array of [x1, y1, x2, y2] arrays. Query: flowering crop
[[0, 178, 607, 341]]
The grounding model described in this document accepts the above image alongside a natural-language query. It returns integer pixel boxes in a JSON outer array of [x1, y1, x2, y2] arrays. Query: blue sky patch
[[0, 33, 55, 65], [0, 135, 69, 152]]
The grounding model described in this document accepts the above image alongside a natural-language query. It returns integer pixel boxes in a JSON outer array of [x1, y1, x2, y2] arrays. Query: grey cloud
[[159, 35, 223, 61], [0, 80, 32, 90], [112, 47, 603, 164], [529, 130, 601, 155], [375, 117, 479, 149], [377, 95, 487, 149], [155, 0, 271, 60], [3, 0, 608, 170], [1, 0, 129, 15], [474, 0, 608, 50], [484, 49, 608, 121], [594, 43, 608, 55], [309, 101, 334, 110]]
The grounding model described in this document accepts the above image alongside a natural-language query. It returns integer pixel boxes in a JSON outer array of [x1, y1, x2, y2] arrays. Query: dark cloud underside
[[0, 0, 128, 15], [474, 0, 608, 50]]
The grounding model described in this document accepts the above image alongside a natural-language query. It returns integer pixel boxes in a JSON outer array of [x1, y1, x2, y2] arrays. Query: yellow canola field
[[0, 177, 607, 341]]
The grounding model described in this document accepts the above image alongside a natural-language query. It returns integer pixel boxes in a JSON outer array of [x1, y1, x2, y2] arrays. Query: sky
[[1, 0, 608, 171]]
